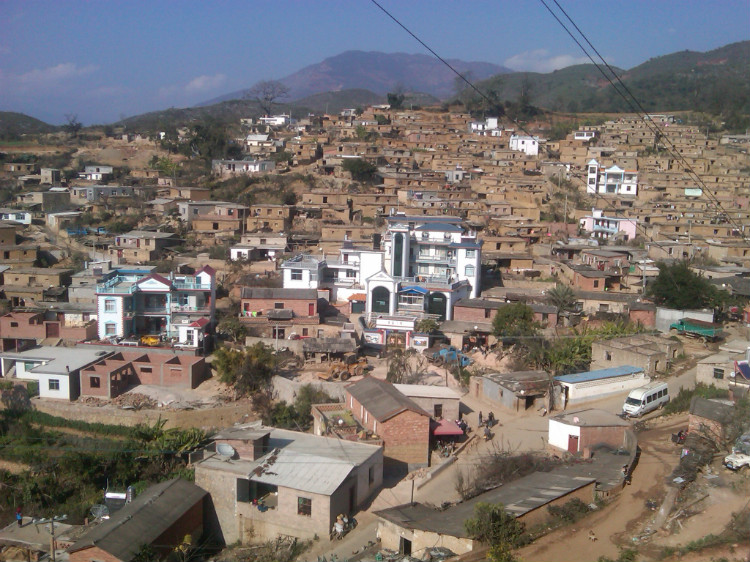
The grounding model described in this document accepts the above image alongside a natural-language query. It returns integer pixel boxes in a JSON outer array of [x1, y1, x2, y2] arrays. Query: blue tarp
[[399, 286, 428, 295]]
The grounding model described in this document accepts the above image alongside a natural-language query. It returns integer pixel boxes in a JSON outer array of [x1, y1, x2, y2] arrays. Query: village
[[0, 101, 749, 562]]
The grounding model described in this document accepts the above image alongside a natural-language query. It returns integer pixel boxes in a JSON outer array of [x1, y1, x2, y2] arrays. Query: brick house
[[68, 478, 207, 562], [79, 351, 206, 399], [194, 423, 383, 544], [0, 311, 97, 350], [108, 231, 180, 264], [548, 409, 632, 455], [343, 377, 431, 470], [453, 298, 558, 328], [240, 287, 320, 339]]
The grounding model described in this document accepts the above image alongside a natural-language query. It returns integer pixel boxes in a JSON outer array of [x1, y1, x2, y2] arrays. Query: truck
[[669, 318, 723, 341], [424, 345, 473, 368], [724, 431, 750, 471]]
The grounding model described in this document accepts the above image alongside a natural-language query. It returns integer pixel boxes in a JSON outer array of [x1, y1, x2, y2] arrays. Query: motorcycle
[[330, 515, 357, 540]]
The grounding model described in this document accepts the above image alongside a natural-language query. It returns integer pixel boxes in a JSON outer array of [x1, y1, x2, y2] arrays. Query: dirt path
[[0, 459, 31, 475], [517, 416, 687, 562]]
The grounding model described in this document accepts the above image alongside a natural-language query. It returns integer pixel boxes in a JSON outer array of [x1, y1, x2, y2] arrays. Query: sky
[[1, 0, 748, 125]]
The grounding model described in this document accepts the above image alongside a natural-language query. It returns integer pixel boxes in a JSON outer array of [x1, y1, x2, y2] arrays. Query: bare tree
[[246, 80, 290, 116], [64, 113, 83, 137]]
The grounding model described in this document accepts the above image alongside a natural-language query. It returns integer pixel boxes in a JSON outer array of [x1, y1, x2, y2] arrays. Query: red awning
[[432, 419, 464, 436]]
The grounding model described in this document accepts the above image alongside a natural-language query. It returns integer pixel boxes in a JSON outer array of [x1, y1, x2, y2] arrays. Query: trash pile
[[669, 432, 718, 485]]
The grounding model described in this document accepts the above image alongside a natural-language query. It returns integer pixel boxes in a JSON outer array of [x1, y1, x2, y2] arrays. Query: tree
[[63, 113, 83, 138], [216, 316, 247, 344], [342, 158, 377, 183], [386, 348, 429, 385], [492, 303, 538, 344], [415, 318, 439, 334], [464, 502, 527, 562], [387, 92, 405, 110], [247, 80, 290, 116], [213, 343, 276, 397], [546, 285, 576, 313], [646, 261, 720, 310]]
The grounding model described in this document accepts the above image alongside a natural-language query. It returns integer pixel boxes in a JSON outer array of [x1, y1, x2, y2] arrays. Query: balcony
[[123, 306, 169, 316], [171, 304, 211, 314], [174, 281, 212, 291], [416, 254, 456, 265]]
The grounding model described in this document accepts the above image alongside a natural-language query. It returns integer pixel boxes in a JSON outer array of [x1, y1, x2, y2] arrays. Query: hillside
[[0, 111, 57, 138], [201, 50, 511, 105], [473, 41, 750, 116]]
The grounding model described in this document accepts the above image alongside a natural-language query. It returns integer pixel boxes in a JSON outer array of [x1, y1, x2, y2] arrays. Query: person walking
[[478, 411, 483, 427], [15, 507, 22, 527]]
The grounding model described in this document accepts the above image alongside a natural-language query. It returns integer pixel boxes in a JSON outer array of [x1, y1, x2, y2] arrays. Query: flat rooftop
[[0, 346, 110, 375]]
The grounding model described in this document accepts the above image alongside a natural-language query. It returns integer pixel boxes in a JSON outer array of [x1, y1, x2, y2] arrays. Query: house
[[0, 346, 111, 400], [586, 159, 638, 196], [392, 384, 462, 421], [591, 335, 683, 376], [688, 396, 735, 443], [548, 409, 632, 455], [68, 478, 207, 562], [470, 371, 551, 412], [193, 423, 383, 544], [211, 158, 275, 177], [555, 365, 649, 407], [0, 208, 33, 225], [108, 231, 180, 264], [333, 376, 433, 469], [453, 298, 558, 329], [579, 209, 638, 241], [79, 165, 114, 181], [509, 134, 540, 156], [239, 287, 320, 339], [281, 254, 326, 289], [79, 351, 206, 399], [696, 352, 740, 389], [96, 266, 215, 347], [365, 215, 481, 322], [70, 185, 135, 203], [375, 468, 595, 557], [17, 188, 71, 212], [230, 234, 288, 262], [0, 310, 97, 351]]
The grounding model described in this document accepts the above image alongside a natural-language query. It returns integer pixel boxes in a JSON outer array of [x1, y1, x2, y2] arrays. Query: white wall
[[98, 295, 124, 339], [561, 373, 650, 405], [548, 419, 580, 451], [39, 373, 71, 400], [655, 307, 714, 333]]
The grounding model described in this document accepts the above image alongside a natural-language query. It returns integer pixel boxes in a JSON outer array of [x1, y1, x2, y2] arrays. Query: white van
[[622, 382, 669, 417]]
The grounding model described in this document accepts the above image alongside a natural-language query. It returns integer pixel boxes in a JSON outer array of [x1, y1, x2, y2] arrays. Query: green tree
[[492, 303, 538, 344], [464, 502, 527, 562], [415, 318, 440, 334], [546, 285, 576, 313], [342, 158, 377, 182], [646, 261, 720, 310], [387, 92, 405, 110], [213, 343, 276, 397], [216, 316, 247, 344]]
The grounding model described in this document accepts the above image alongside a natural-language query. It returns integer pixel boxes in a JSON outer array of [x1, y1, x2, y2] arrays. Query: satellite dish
[[217, 443, 236, 458], [573, 416, 580, 424], [90, 504, 110, 520]]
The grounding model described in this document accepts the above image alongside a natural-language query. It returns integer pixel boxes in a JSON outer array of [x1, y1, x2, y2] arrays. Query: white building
[[579, 209, 638, 241], [211, 159, 275, 178], [509, 134, 539, 156], [79, 165, 114, 181], [0, 208, 32, 225], [364, 215, 481, 322], [0, 346, 110, 401], [469, 117, 502, 136], [258, 115, 291, 127], [586, 159, 638, 196], [573, 130, 597, 141]]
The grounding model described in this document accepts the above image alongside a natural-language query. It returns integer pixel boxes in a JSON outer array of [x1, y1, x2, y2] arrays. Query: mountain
[[0, 111, 56, 137], [473, 41, 750, 115], [200, 50, 511, 105]]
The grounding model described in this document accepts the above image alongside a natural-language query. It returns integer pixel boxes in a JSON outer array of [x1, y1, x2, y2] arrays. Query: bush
[[664, 383, 728, 415], [547, 498, 591, 523]]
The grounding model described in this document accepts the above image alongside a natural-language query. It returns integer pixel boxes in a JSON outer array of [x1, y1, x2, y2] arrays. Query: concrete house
[[239, 287, 320, 339], [108, 231, 180, 264], [688, 397, 735, 443], [68, 478, 207, 562], [591, 335, 683, 376], [470, 371, 551, 412], [194, 423, 383, 544]]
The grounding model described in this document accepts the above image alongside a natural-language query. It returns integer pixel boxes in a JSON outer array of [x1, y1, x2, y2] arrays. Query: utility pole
[[35, 515, 67, 562]]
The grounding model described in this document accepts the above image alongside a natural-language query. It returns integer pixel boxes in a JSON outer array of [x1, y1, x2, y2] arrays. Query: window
[[302, 328, 309, 336], [713, 368, 724, 380], [434, 404, 443, 418], [90, 376, 100, 388], [369, 465, 375, 485], [48, 379, 60, 391], [290, 269, 303, 281], [297, 497, 312, 516], [274, 302, 284, 309], [605, 351, 612, 361], [141, 366, 152, 373], [465, 265, 475, 277], [105, 323, 116, 336], [465, 249, 476, 258], [104, 299, 116, 312], [10, 322, 17, 328], [593, 280, 599, 288]]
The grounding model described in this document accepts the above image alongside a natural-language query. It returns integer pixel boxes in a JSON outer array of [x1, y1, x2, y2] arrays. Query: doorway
[[399, 537, 412, 556], [567, 435, 579, 454]]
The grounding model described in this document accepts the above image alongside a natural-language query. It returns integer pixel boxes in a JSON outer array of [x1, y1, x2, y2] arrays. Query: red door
[[45, 322, 60, 338], [567, 435, 579, 454], [308, 303, 315, 316]]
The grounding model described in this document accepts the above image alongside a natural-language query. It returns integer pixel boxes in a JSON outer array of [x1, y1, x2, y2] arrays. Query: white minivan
[[622, 382, 669, 417]]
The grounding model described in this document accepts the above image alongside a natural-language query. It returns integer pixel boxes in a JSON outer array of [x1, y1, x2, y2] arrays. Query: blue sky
[[1, 0, 747, 125]]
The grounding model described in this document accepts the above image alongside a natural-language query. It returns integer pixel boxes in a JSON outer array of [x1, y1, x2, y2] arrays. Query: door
[[349, 486, 356, 513], [308, 303, 315, 316], [45, 322, 60, 338], [399, 537, 412, 556], [567, 435, 579, 454]]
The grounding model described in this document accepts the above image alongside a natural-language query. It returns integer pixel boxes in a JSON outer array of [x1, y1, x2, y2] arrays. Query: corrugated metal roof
[[555, 365, 644, 384], [346, 376, 431, 422], [250, 448, 354, 495]]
